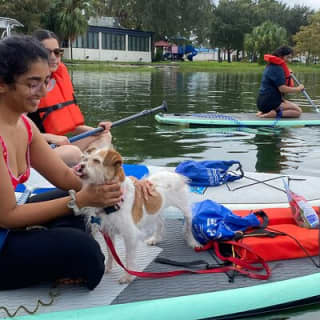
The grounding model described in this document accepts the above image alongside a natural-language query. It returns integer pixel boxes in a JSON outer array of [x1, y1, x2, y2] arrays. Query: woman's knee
[[60, 229, 105, 289], [55, 145, 82, 167]]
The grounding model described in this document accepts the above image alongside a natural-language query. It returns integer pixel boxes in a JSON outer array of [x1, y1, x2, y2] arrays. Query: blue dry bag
[[191, 199, 262, 245], [175, 160, 243, 187]]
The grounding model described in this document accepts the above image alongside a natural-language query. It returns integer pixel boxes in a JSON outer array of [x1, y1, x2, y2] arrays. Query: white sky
[[281, 0, 320, 10]]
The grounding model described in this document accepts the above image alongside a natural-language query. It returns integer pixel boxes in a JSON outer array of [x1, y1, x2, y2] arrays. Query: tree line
[[0, 0, 317, 63]]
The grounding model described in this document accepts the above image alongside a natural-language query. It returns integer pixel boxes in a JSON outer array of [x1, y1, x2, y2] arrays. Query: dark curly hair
[[272, 46, 293, 58], [0, 35, 49, 85]]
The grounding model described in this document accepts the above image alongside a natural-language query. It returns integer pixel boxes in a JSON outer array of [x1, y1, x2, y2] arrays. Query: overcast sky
[[281, 0, 320, 10]]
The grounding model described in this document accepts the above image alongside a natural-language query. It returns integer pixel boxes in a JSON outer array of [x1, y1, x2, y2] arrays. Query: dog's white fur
[[75, 147, 199, 283]]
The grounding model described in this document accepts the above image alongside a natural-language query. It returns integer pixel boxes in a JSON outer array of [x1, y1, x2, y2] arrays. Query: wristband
[[67, 189, 81, 215]]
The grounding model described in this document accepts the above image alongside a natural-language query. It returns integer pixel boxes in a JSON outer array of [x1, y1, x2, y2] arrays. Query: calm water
[[72, 68, 320, 319]]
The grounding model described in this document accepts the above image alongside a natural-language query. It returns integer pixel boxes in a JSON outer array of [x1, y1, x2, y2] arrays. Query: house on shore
[[62, 17, 153, 63]]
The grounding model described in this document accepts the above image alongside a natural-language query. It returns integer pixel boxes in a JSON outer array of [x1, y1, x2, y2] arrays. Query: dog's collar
[[103, 205, 120, 215], [103, 186, 125, 215]]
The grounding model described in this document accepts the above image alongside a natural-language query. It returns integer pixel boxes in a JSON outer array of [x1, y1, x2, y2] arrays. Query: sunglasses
[[47, 48, 64, 57]]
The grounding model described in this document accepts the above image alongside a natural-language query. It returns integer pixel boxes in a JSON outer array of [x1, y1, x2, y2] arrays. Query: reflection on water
[[71, 69, 320, 177]]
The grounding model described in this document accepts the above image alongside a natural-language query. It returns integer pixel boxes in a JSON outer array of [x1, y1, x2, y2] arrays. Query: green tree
[[0, 0, 51, 34], [93, 0, 212, 43], [244, 21, 288, 64], [52, 0, 89, 60], [294, 12, 320, 64], [209, 0, 256, 62]]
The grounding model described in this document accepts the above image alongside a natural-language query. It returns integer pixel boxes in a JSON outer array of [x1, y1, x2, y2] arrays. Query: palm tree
[[55, 0, 89, 60], [244, 21, 288, 64]]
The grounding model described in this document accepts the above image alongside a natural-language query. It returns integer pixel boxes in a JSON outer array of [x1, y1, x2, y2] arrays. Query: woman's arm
[[0, 124, 122, 229], [30, 122, 82, 191], [278, 84, 304, 94], [42, 133, 70, 146]]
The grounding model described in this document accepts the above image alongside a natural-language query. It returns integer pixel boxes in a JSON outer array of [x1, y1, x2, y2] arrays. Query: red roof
[[154, 40, 170, 47]]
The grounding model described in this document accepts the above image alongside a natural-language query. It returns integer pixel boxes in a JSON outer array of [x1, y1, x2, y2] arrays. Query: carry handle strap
[[196, 241, 271, 280]]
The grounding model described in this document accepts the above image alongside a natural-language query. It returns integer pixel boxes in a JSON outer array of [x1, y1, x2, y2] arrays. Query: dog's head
[[74, 148, 125, 184]]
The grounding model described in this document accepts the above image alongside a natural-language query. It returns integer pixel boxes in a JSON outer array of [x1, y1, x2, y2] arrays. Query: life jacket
[[264, 54, 294, 87], [231, 207, 320, 262], [36, 63, 84, 135]]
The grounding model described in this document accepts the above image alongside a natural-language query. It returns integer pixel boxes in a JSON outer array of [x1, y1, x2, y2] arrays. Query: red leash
[[103, 233, 270, 280]]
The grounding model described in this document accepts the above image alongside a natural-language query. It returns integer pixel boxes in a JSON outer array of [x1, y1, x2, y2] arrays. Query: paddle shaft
[[63, 101, 168, 145], [290, 73, 320, 113]]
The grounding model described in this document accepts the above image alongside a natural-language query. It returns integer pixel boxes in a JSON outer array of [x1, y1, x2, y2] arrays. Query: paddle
[[19, 101, 168, 203], [290, 73, 320, 113], [60, 101, 168, 145]]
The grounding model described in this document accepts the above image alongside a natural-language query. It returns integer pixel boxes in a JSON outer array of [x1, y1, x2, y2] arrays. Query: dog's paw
[[119, 274, 133, 284], [105, 265, 112, 273], [185, 234, 203, 249], [145, 236, 160, 246]]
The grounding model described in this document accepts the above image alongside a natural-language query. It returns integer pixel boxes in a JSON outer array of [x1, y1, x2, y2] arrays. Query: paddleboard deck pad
[[3, 218, 320, 320], [155, 112, 320, 128], [8, 165, 320, 319]]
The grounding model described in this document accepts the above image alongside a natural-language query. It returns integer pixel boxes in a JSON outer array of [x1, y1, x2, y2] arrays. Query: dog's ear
[[103, 150, 125, 182]]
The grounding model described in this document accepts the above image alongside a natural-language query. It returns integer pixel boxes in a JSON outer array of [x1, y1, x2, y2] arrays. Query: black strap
[[155, 257, 229, 269], [38, 100, 76, 122], [253, 210, 269, 229]]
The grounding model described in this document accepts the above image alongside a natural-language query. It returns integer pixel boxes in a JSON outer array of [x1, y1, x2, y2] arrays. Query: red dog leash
[[103, 233, 270, 280]]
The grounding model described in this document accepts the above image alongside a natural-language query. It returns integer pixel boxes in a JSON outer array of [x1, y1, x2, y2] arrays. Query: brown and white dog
[[74, 147, 200, 283]]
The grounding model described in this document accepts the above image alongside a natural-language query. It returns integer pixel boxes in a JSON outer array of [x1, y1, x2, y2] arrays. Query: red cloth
[[264, 54, 294, 87]]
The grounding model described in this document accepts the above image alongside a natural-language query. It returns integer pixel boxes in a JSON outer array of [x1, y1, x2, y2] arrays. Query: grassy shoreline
[[65, 59, 320, 73]]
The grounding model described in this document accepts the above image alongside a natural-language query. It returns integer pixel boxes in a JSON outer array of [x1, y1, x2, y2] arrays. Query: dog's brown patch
[[132, 186, 162, 224], [132, 187, 144, 224], [101, 149, 125, 182]]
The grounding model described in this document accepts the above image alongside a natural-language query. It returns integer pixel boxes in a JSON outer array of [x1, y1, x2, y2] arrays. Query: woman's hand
[[296, 84, 304, 92], [98, 121, 112, 134], [129, 177, 155, 201], [76, 182, 123, 208]]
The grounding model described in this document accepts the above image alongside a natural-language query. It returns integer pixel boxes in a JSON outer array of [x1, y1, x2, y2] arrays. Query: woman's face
[[41, 38, 62, 73], [283, 54, 292, 62], [6, 60, 50, 113]]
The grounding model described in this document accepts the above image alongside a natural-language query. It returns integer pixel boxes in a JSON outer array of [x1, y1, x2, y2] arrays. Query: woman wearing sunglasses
[[28, 29, 112, 166]]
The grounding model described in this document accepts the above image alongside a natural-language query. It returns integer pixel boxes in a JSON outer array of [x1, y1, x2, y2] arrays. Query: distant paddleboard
[[155, 112, 320, 128]]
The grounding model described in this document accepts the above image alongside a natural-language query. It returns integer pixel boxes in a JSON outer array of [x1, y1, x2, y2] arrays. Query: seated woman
[[256, 46, 304, 118], [28, 29, 111, 166], [0, 35, 122, 290]]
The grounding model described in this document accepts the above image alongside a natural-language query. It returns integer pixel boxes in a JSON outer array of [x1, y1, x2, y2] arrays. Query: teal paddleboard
[[155, 112, 320, 128]]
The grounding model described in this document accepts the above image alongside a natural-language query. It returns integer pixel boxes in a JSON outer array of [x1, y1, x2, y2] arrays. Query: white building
[[62, 17, 153, 63]]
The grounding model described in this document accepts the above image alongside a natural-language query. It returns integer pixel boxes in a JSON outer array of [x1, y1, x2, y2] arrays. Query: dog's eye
[[93, 158, 101, 164]]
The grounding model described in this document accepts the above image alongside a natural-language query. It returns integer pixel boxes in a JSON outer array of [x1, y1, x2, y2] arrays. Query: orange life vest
[[37, 63, 85, 135], [264, 54, 295, 87], [231, 207, 320, 262]]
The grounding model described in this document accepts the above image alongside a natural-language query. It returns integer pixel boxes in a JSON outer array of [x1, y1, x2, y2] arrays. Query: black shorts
[[0, 189, 105, 290], [257, 94, 283, 113]]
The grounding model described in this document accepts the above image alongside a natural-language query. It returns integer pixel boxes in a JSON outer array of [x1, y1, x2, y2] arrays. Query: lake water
[[72, 68, 320, 319]]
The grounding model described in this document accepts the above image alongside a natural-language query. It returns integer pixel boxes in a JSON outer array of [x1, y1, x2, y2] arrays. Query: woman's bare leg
[[280, 100, 302, 118]]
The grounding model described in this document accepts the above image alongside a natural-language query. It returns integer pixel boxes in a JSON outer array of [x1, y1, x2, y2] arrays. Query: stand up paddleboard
[[155, 112, 320, 128]]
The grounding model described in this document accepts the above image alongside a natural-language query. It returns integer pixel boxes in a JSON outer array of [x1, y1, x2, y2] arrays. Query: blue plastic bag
[[191, 199, 261, 245], [175, 160, 243, 187]]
